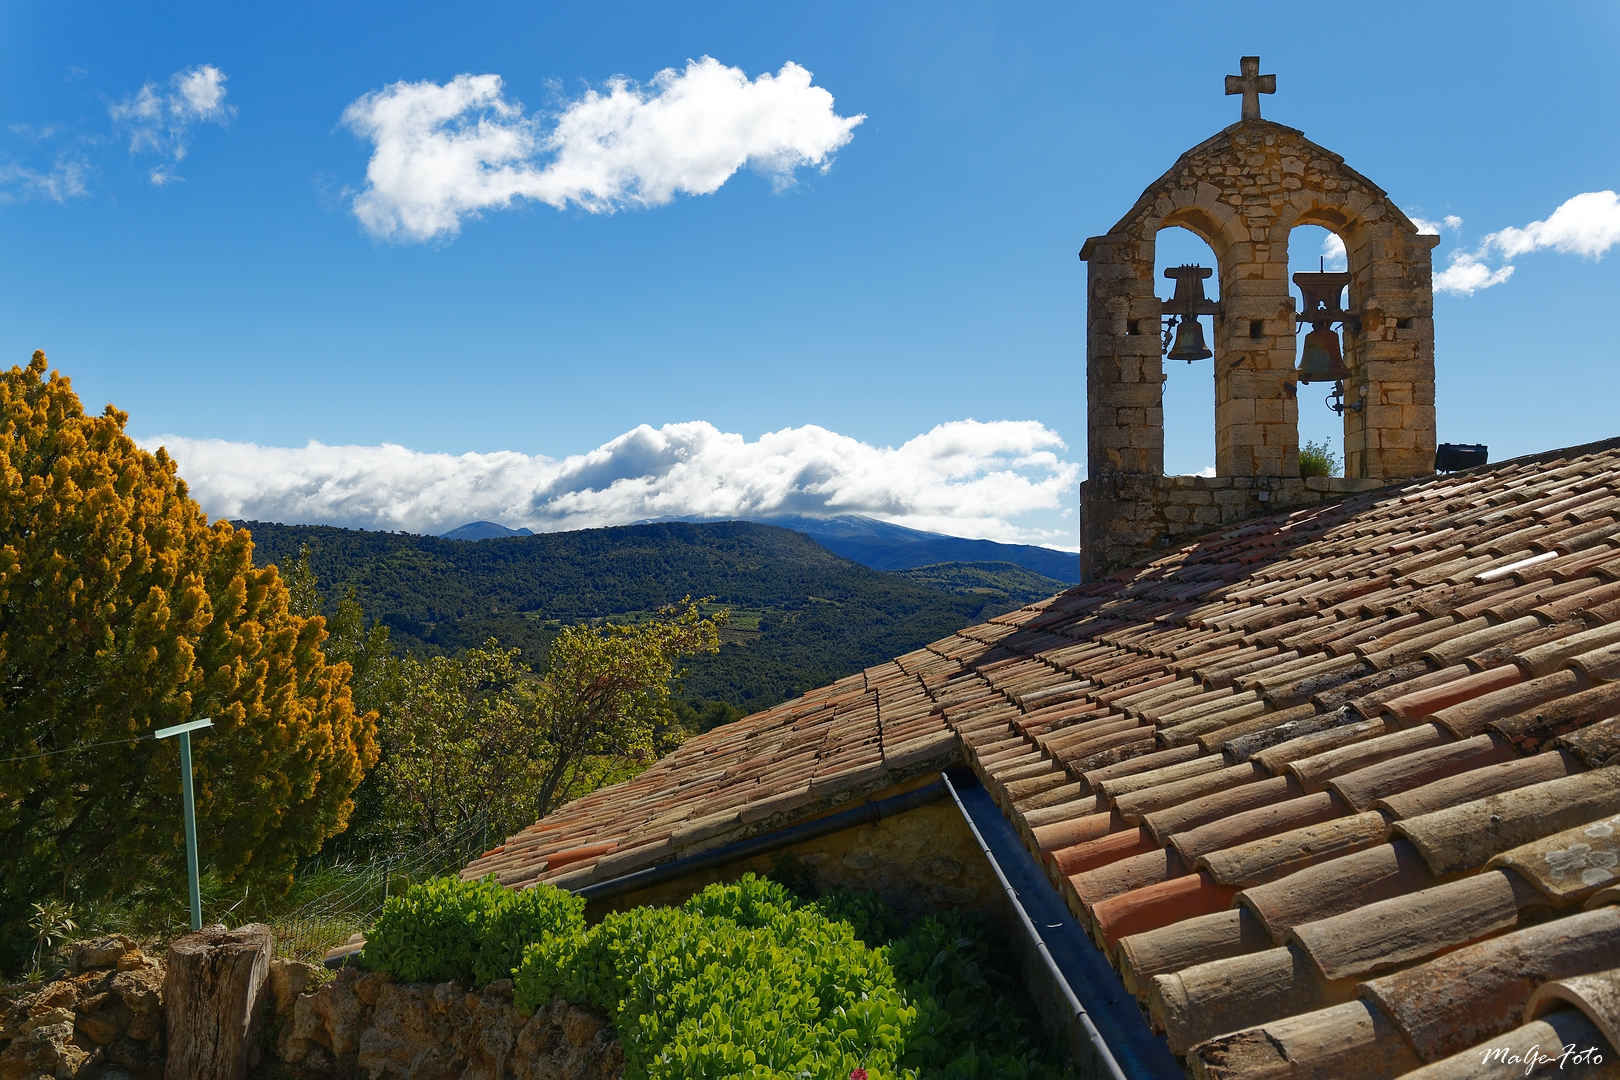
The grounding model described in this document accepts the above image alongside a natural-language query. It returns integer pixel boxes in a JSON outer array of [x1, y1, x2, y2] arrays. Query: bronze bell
[[1161, 264, 1219, 362], [1167, 317, 1212, 362], [1296, 323, 1351, 383]]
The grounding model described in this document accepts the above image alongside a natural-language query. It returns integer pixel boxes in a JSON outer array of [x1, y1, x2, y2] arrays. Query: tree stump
[[162, 923, 273, 1080]]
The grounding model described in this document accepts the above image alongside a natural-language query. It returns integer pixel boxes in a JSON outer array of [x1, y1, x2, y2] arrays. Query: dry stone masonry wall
[[1, 934, 623, 1080], [277, 968, 622, 1080], [0, 936, 166, 1080]]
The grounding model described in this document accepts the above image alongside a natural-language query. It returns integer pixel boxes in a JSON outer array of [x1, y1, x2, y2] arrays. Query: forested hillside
[[241, 520, 1069, 711]]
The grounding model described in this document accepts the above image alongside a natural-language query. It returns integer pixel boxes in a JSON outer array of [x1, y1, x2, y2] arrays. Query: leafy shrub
[[361, 875, 583, 985], [1299, 438, 1341, 478], [518, 876, 911, 1078], [360, 873, 1063, 1078], [513, 875, 1066, 1080], [811, 887, 906, 947]]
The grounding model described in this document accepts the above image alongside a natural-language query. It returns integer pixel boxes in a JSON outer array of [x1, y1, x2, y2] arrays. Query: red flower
[[850, 1071, 869, 1080]]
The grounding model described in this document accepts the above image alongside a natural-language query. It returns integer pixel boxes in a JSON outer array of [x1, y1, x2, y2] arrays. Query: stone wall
[[0, 936, 166, 1080], [0, 935, 621, 1080], [586, 775, 998, 920], [276, 968, 621, 1080], [1081, 473, 1386, 579], [1079, 115, 1439, 579]]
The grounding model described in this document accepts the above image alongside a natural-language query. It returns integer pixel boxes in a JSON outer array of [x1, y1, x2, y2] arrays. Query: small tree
[[0, 353, 375, 968], [378, 600, 722, 840], [382, 643, 537, 840], [277, 546, 403, 852], [531, 600, 722, 819]]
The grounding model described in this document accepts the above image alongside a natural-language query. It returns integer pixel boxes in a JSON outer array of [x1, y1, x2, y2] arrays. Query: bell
[[1296, 324, 1350, 383], [1166, 317, 1212, 362]]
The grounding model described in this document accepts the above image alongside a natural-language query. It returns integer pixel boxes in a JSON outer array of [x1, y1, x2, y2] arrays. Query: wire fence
[[269, 814, 493, 964]]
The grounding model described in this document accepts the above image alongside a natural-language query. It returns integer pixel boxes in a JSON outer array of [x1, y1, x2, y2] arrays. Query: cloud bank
[[1434, 191, 1620, 295], [109, 64, 234, 184], [342, 57, 864, 242], [148, 420, 1078, 547]]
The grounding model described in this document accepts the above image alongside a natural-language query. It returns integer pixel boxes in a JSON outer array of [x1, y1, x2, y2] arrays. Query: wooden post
[[163, 923, 273, 1080]]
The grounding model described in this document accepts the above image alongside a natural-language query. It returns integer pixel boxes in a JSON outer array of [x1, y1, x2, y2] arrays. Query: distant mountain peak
[[625, 512, 1077, 582], [441, 521, 535, 541]]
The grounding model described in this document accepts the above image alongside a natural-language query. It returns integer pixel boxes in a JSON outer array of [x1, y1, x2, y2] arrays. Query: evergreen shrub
[[363, 873, 1064, 1079], [361, 875, 584, 985]]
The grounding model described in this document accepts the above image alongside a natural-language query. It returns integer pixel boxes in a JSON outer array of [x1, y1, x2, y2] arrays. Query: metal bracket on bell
[[1326, 380, 1364, 416], [1293, 270, 1361, 334]]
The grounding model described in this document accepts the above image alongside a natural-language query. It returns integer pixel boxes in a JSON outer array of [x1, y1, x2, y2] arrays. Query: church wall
[[1081, 472, 1384, 580], [583, 774, 1001, 922]]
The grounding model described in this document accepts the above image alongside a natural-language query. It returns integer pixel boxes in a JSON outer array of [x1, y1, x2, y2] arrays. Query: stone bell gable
[[1080, 58, 1442, 580]]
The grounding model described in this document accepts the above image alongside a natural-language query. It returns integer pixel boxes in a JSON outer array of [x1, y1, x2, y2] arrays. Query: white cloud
[[1433, 252, 1515, 295], [1486, 191, 1620, 260], [0, 159, 87, 203], [109, 64, 233, 181], [1409, 214, 1462, 237], [1434, 192, 1620, 295], [342, 57, 864, 242], [1321, 232, 1347, 271], [145, 419, 1078, 547]]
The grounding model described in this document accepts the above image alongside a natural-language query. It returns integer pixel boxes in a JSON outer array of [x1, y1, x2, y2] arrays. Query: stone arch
[[1079, 117, 1438, 577], [1153, 222, 1225, 475]]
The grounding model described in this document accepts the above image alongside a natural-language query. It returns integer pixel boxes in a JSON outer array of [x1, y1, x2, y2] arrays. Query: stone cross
[[1224, 56, 1276, 121]]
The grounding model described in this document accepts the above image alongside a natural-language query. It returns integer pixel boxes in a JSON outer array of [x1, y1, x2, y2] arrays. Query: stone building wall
[[1079, 116, 1440, 579], [588, 774, 998, 921], [1082, 473, 1386, 580]]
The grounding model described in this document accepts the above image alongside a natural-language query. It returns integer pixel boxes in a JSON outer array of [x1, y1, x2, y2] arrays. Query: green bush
[[515, 875, 1065, 1080], [359, 873, 1063, 1079], [361, 875, 583, 985]]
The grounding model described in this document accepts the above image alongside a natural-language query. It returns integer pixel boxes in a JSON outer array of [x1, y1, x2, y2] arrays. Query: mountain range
[[441, 514, 1079, 582], [242, 519, 1071, 711]]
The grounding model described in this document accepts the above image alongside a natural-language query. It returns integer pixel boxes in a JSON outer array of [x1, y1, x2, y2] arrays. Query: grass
[[52, 818, 494, 970]]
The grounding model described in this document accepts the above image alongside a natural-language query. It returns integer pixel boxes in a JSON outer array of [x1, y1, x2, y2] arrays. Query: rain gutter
[[942, 767, 1183, 1080]]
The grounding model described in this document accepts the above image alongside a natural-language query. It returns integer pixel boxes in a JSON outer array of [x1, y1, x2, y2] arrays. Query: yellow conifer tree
[[0, 352, 377, 962]]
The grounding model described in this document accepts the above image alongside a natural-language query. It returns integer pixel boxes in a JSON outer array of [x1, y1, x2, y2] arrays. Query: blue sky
[[2, 1, 1617, 549]]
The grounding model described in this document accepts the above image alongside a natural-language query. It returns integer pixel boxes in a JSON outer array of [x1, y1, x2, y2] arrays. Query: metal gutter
[[942, 768, 1183, 1080], [573, 779, 950, 902]]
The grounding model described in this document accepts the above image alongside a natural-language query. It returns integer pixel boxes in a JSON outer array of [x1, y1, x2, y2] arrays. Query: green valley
[[241, 520, 1070, 712]]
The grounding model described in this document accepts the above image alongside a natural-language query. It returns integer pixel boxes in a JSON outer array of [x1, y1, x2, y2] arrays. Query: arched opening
[[1154, 225, 1220, 477], [1289, 223, 1349, 476]]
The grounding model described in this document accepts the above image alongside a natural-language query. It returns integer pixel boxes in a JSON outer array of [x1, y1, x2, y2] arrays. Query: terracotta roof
[[466, 438, 1620, 1075]]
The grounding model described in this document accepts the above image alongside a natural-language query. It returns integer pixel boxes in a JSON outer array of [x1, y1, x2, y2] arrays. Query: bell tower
[[1078, 56, 1440, 580]]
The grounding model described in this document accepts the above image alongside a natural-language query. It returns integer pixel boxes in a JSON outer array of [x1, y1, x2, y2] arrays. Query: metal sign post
[[153, 718, 213, 931]]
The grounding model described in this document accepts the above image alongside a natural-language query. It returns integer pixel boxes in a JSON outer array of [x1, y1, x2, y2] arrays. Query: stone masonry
[[1080, 62, 1440, 579]]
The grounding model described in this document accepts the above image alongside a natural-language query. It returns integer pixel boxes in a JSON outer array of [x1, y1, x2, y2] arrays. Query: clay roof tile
[[1375, 749, 1582, 820], [1184, 999, 1422, 1080], [1289, 867, 1543, 982], [1358, 905, 1620, 1063], [1394, 767, 1620, 877], [1198, 811, 1392, 889]]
